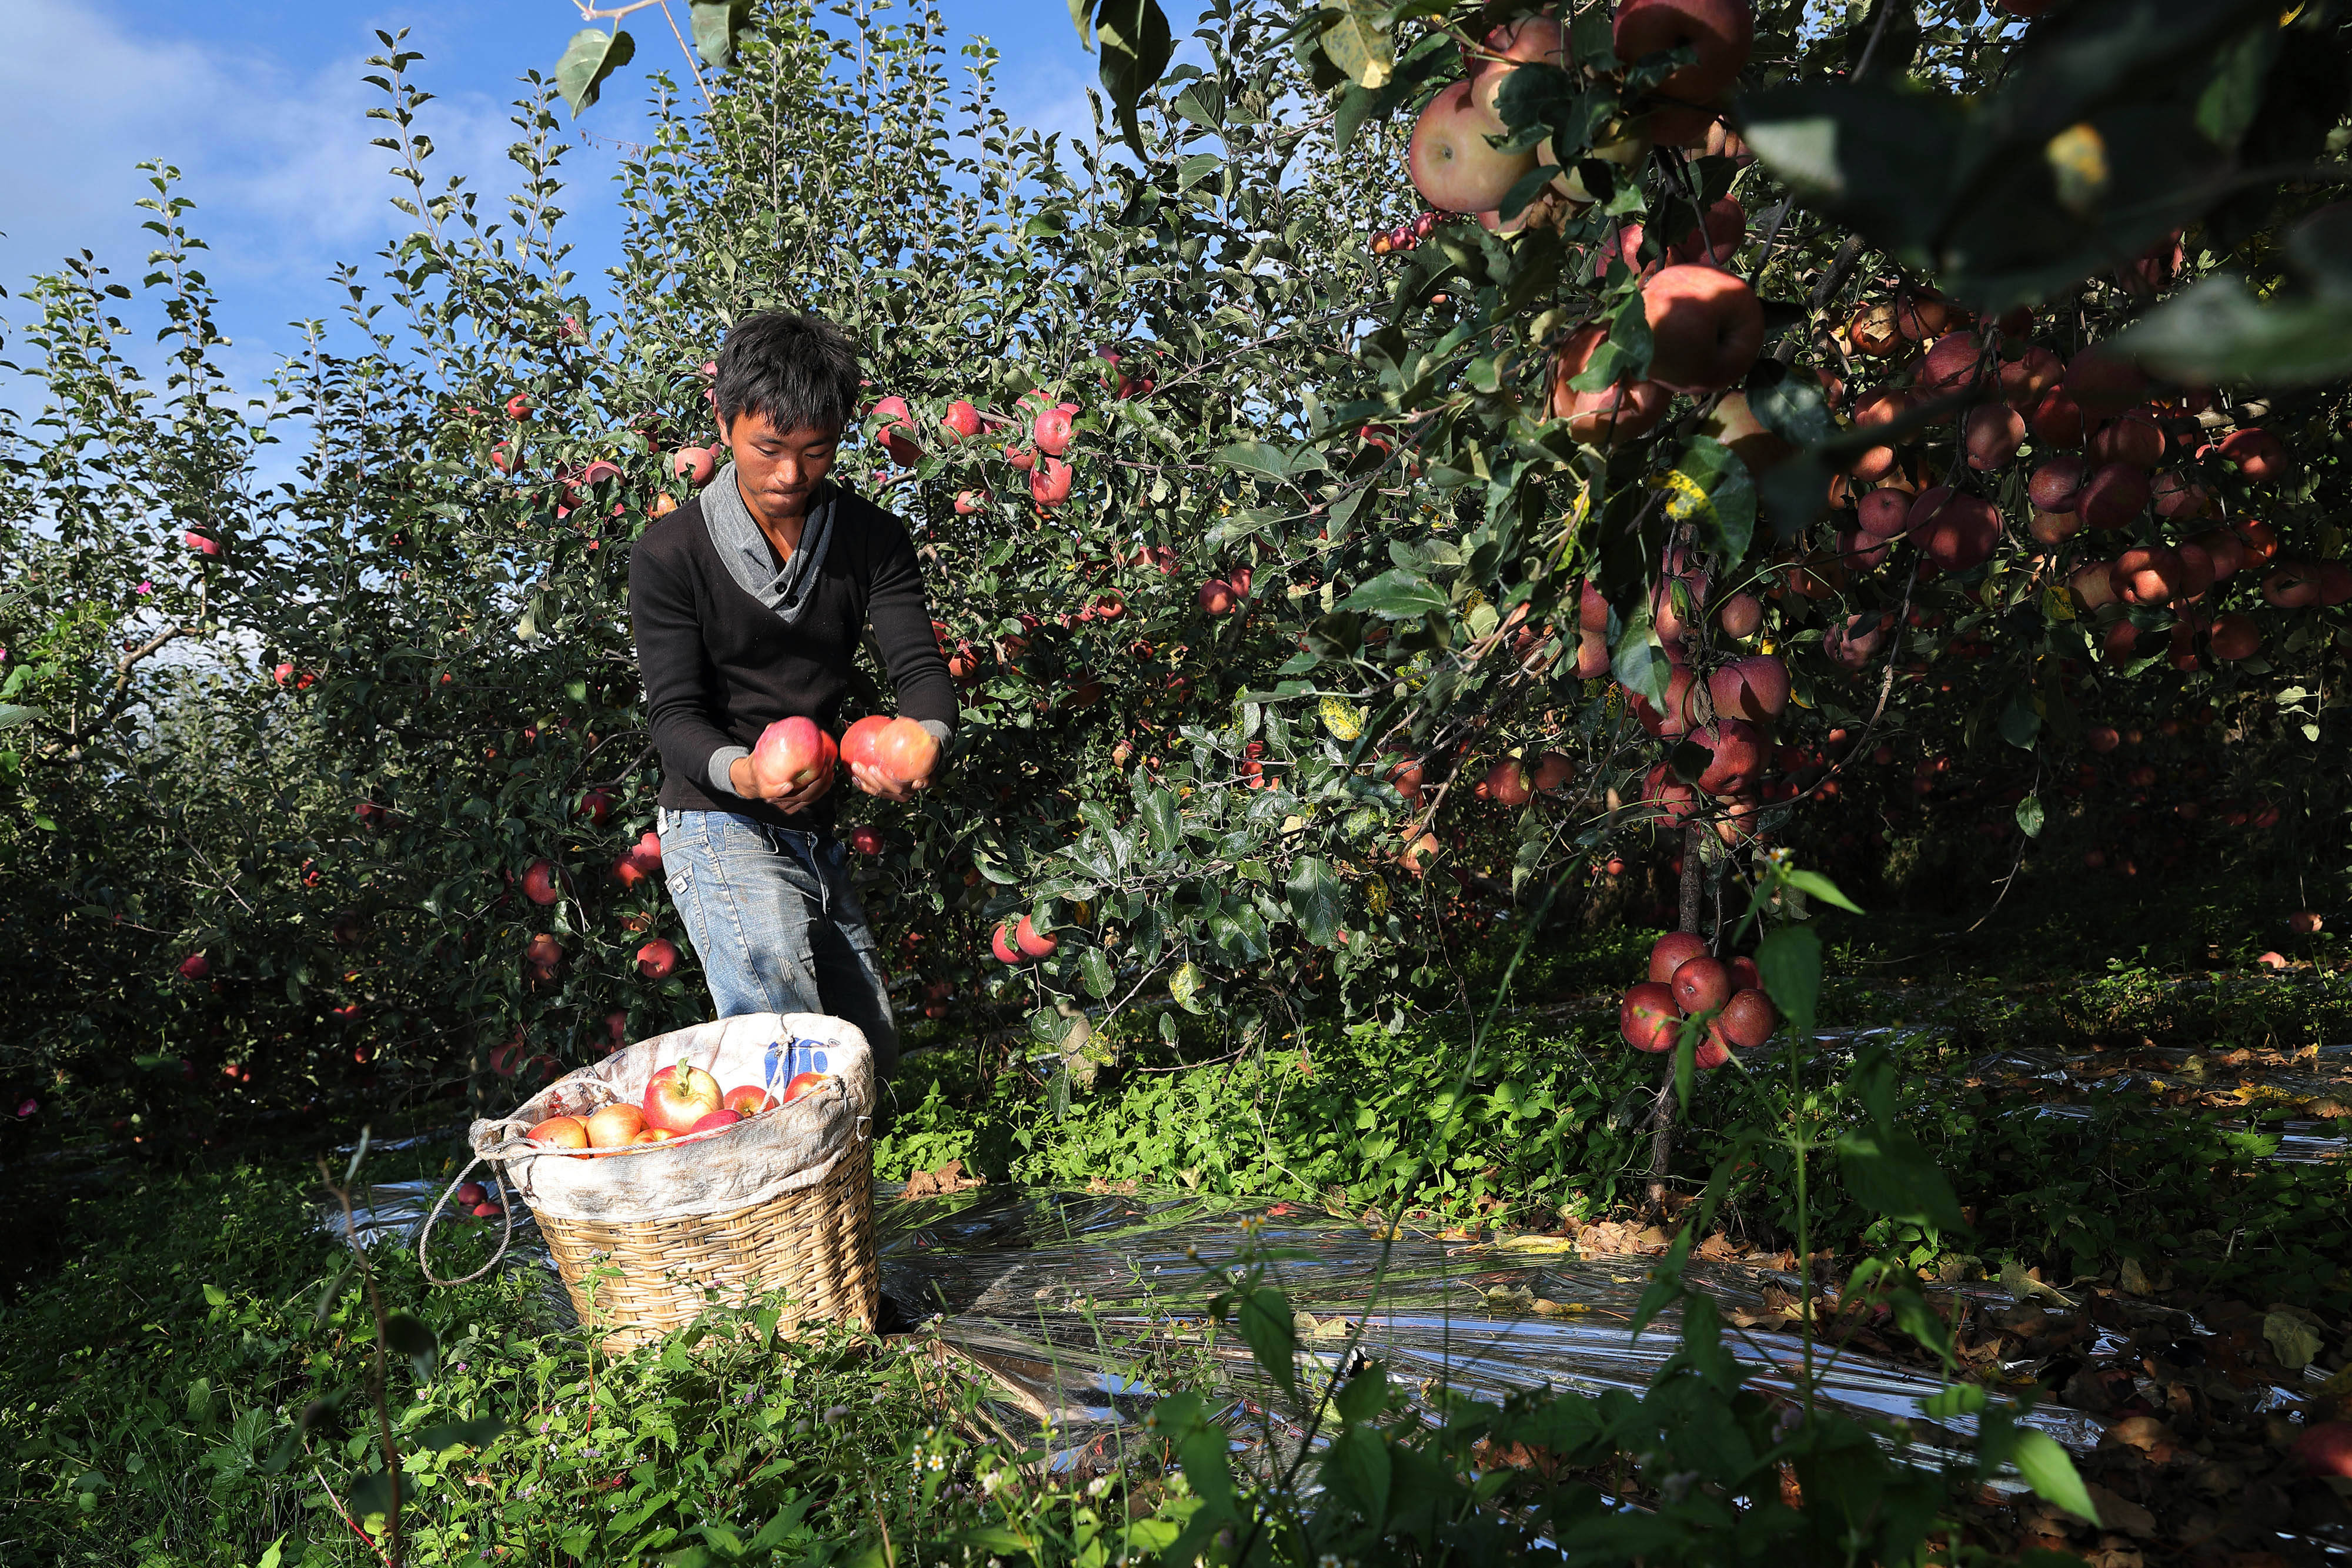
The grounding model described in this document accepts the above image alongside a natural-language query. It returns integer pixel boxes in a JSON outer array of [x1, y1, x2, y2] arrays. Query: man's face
[[723, 408, 840, 526]]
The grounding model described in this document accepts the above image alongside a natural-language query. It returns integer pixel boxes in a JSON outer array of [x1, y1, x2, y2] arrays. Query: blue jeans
[[656, 808, 899, 1074]]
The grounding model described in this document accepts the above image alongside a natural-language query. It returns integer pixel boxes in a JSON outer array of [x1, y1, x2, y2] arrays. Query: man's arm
[[630, 533, 753, 800]]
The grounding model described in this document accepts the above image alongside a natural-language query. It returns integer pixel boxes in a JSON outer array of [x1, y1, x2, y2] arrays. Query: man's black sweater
[[629, 483, 956, 835]]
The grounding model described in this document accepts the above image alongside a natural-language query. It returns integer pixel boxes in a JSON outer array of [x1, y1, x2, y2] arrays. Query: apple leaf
[[2012, 1429, 2102, 1525], [1611, 614, 1674, 707], [689, 1, 754, 71], [383, 1309, 437, 1381], [1286, 857, 1343, 947], [413, 1412, 507, 1453], [1746, 363, 1836, 449], [2111, 276, 2352, 387], [1341, 569, 1449, 621], [1319, 0, 1393, 91], [554, 28, 636, 120], [1567, 292, 1653, 391], [1755, 925, 1820, 1039], [1658, 437, 1756, 564], [2016, 793, 2046, 838], [1092, 0, 1175, 159]]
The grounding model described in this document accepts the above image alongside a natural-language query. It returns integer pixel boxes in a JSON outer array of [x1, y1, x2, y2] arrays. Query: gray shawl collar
[[701, 460, 838, 626]]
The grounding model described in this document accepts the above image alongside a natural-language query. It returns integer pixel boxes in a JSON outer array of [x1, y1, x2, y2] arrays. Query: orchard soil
[[5, 867, 2351, 1563]]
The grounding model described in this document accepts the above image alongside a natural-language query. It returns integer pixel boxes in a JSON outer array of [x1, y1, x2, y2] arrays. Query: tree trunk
[[1646, 821, 1707, 1211]]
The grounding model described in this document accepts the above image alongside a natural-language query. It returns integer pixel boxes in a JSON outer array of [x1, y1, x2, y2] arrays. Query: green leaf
[[1781, 869, 1862, 913], [1341, 569, 1449, 621], [412, 1413, 506, 1453], [1568, 293, 1653, 389], [2016, 794, 2046, 838], [383, 1310, 437, 1381], [1319, 0, 1394, 89], [1658, 436, 1756, 563], [1837, 1125, 1966, 1232], [2113, 275, 2352, 387], [1218, 440, 1294, 481], [1332, 1362, 1389, 1425], [1093, 0, 1175, 158], [1755, 925, 1820, 1039], [1169, 961, 1207, 1014], [1999, 696, 2043, 751], [346, 1470, 397, 1524], [1080, 948, 1115, 999], [1325, 1422, 1392, 1523], [554, 28, 636, 119], [1612, 618, 1673, 707], [1232, 1285, 1299, 1396], [1285, 857, 1343, 946], [2012, 1429, 2100, 1525], [689, 1, 753, 70], [1746, 364, 1836, 449], [0, 703, 44, 730]]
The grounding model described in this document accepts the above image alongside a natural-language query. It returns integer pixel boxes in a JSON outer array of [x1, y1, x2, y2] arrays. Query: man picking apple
[[629, 312, 955, 1072]]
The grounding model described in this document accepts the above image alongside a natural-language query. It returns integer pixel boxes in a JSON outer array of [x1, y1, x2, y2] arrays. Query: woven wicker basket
[[424, 1012, 879, 1352], [536, 1136, 878, 1351]]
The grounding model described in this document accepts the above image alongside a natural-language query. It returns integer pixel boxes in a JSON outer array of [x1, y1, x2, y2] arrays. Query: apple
[[1030, 457, 1073, 506], [2088, 409, 2164, 469], [530, 1115, 589, 1149], [1003, 442, 1035, 471], [2027, 456, 2086, 513], [2062, 349, 2146, 419], [1469, 12, 1571, 118], [1621, 982, 1683, 1052], [644, 1059, 723, 1133], [1824, 612, 1886, 671], [2234, 518, 2280, 566], [2293, 1422, 2352, 1479], [1407, 80, 1535, 213], [636, 938, 679, 979], [1641, 265, 1763, 392], [2216, 427, 2286, 482], [1692, 719, 1764, 797], [490, 442, 517, 475], [522, 859, 562, 906], [1849, 300, 1903, 355], [1641, 762, 1701, 823], [1916, 330, 1984, 395], [2151, 471, 2211, 520], [1905, 487, 2002, 572], [941, 400, 984, 439], [1854, 486, 1910, 539], [671, 446, 716, 486], [586, 1103, 646, 1148], [752, 715, 837, 788], [1532, 751, 1576, 791], [1033, 406, 1075, 456], [1015, 914, 1058, 959], [1716, 988, 1778, 1048], [720, 1084, 775, 1117], [1200, 579, 1239, 615], [849, 825, 885, 855], [1627, 663, 1705, 737], [179, 952, 211, 981], [1727, 955, 1762, 992], [1649, 932, 1708, 984], [524, 932, 564, 970], [954, 489, 990, 514], [1698, 390, 1790, 471], [871, 396, 922, 465], [1964, 403, 2025, 471], [455, 1181, 488, 1206], [840, 714, 893, 773], [2263, 563, 2321, 609], [1709, 654, 1789, 723], [183, 530, 223, 557], [688, 1108, 743, 1135], [781, 1070, 830, 1105], [2069, 561, 2120, 611], [1480, 759, 1533, 806], [992, 922, 1023, 964], [1717, 592, 1763, 637], [472, 1202, 505, 1218], [1670, 954, 1733, 1015], [505, 392, 532, 420], [872, 717, 941, 785], [1614, 0, 1754, 106], [576, 788, 614, 827], [1549, 324, 1669, 447]]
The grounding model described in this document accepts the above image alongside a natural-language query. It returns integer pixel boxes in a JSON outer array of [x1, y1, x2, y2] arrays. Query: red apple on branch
[[1641, 265, 1763, 392], [1407, 80, 1535, 213], [636, 938, 678, 979]]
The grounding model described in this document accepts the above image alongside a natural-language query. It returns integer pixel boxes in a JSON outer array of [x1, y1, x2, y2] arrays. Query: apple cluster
[[1618, 930, 1778, 1068]]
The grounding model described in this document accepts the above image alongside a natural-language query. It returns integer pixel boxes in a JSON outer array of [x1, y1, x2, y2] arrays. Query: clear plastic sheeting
[[336, 1164, 2103, 1480]]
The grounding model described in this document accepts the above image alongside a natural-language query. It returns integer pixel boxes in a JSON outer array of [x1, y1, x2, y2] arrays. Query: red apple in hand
[[752, 716, 837, 790], [840, 714, 893, 773], [871, 717, 941, 785], [644, 1059, 723, 1132]]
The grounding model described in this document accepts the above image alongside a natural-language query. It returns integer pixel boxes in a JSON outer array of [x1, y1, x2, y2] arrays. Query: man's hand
[[730, 755, 837, 814], [848, 759, 936, 803]]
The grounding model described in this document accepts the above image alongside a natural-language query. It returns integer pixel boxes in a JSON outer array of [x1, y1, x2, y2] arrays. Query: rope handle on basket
[[418, 1154, 519, 1287]]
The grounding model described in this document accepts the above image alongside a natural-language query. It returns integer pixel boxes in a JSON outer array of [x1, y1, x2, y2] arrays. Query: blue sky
[[0, 0, 1143, 410]]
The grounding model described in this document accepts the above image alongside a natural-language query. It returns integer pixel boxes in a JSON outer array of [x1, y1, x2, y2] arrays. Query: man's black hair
[[712, 311, 861, 436]]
